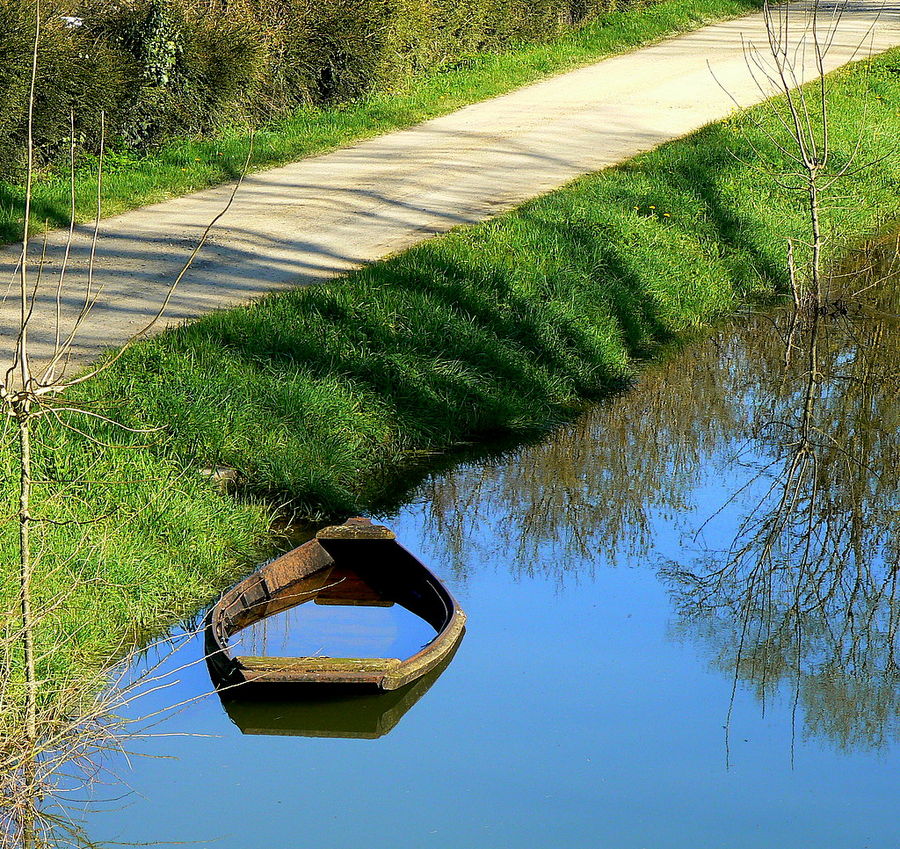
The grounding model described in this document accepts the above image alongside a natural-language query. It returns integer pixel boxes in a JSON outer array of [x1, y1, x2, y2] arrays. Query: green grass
[[0, 429, 271, 686], [0, 0, 764, 244], [75, 50, 900, 515], [3, 47, 900, 688]]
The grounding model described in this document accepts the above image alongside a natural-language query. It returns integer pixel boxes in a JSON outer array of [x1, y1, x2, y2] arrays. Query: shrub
[[0, 0, 655, 175], [0, 0, 136, 177], [81, 0, 264, 146]]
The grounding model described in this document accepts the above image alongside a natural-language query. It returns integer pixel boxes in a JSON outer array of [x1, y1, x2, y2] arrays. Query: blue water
[[68, 281, 899, 848], [235, 599, 435, 660]]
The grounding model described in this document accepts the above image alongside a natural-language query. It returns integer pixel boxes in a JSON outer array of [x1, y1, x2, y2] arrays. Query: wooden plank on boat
[[237, 656, 401, 673], [236, 655, 403, 685], [262, 539, 333, 595]]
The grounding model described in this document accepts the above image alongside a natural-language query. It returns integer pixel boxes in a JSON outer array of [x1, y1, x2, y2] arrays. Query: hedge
[[0, 0, 645, 178]]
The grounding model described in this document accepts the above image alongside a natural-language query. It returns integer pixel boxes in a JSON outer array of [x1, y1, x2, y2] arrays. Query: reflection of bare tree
[[665, 244, 900, 752], [0, 628, 208, 849], [406, 236, 899, 749], [411, 333, 752, 581], [1, 786, 100, 849], [1, 669, 122, 848]]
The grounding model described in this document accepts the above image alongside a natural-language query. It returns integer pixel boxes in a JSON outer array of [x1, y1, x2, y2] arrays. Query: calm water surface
[[77, 247, 899, 848], [238, 598, 436, 661]]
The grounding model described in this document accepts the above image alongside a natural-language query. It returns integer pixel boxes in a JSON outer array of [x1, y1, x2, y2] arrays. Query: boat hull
[[206, 518, 466, 691]]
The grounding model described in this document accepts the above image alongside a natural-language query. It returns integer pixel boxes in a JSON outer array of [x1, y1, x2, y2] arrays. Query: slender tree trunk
[[22, 791, 37, 849], [17, 403, 36, 748], [800, 307, 820, 447], [808, 171, 823, 305]]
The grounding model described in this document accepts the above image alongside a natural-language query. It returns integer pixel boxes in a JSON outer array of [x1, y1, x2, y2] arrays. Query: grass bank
[[84, 49, 900, 514], [0, 0, 764, 244], [4, 48, 900, 687]]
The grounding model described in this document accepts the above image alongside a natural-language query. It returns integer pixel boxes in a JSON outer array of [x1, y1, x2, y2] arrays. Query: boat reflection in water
[[217, 642, 462, 739]]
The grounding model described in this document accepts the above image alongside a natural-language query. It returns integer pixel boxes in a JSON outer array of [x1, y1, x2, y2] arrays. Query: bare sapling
[[729, 0, 887, 314], [1, 2, 250, 844]]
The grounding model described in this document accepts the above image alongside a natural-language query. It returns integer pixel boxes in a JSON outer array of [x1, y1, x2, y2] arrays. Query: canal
[[64, 238, 900, 848]]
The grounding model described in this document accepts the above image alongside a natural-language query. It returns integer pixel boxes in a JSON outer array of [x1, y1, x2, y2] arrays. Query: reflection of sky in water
[[235, 601, 435, 660], [73, 275, 897, 848]]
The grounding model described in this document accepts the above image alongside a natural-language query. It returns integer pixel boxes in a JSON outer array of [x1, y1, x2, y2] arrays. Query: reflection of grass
[[0, 0, 765, 244], [3, 47, 900, 685]]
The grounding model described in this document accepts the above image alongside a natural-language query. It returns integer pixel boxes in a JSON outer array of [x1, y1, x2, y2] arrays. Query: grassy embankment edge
[[5, 48, 900, 683], [0, 0, 765, 243]]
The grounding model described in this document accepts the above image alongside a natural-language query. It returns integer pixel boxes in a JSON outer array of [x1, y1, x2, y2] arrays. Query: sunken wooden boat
[[205, 518, 466, 691]]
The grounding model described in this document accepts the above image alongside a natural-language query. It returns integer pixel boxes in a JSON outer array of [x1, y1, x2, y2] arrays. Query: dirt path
[[2, 1, 898, 368]]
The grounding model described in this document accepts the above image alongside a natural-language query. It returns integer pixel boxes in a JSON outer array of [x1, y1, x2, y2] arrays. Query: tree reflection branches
[[407, 314, 768, 583], [665, 245, 900, 752], [408, 236, 900, 752], [0, 625, 214, 849]]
